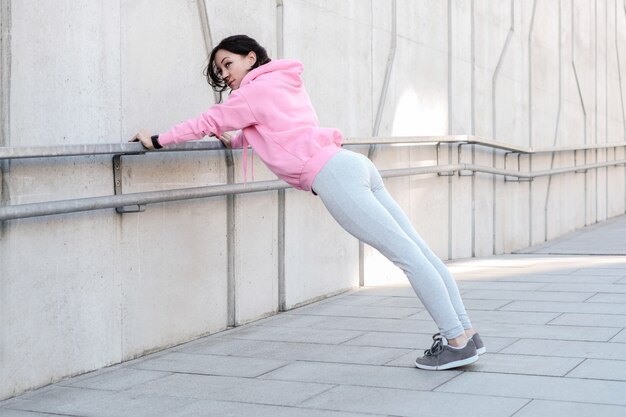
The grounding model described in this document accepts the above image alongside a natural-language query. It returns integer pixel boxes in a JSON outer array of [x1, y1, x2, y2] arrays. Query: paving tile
[[286, 304, 419, 319], [581, 262, 626, 269], [323, 295, 391, 306], [368, 296, 422, 308], [183, 339, 409, 365], [451, 269, 532, 281], [2, 387, 197, 417], [456, 281, 549, 291], [410, 309, 560, 325], [462, 299, 514, 310], [300, 385, 528, 417], [512, 399, 626, 417], [566, 358, 626, 381], [256, 313, 332, 328], [469, 353, 583, 376], [128, 373, 333, 406], [341, 331, 434, 349], [468, 322, 619, 342], [451, 262, 538, 271], [540, 266, 593, 274], [500, 300, 626, 314], [175, 336, 261, 356], [62, 368, 170, 391], [171, 400, 386, 417], [586, 293, 626, 303], [350, 286, 419, 297], [0, 410, 74, 417], [216, 325, 364, 344], [610, 329, 626, 342], [520, 264, 582, 275], [501, 338, 626, 360], [571, 267, 626, 276], [51, 364, 127, 386], [277, 315, 439, 334], [379, 349, 423, 368], [260, 361, 460, 391], [549, 312, 626, 327], [372, 296, 510, 310], [540, 283, 626, 293], [449, 256, 542, 268], [397, 299, 514, 315], [131, 352, 288, 378], [494, 274, 622, 284], [436, 372, 626, 405], [461, 289, 592, 302]]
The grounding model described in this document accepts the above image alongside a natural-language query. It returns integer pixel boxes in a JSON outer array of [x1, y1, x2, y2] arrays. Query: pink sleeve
[[230, 131, 245, 149], [158, 91, 256, 146]]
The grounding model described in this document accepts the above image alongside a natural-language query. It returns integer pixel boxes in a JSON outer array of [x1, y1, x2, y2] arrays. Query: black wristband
[[151, 135, 163, 149]]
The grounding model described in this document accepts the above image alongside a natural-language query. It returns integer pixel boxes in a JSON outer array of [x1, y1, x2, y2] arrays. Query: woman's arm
[[158, 91, 256, 146], [130, 90, 256, 149]]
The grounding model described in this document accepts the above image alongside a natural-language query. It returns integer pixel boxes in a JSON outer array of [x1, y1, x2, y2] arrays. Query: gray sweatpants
[[312, 150, 472, 339]]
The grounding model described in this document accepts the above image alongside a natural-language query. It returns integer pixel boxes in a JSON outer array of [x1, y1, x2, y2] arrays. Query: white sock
[[448, 343, 467, 350]]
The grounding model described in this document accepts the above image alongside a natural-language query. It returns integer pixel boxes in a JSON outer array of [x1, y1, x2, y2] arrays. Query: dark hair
[[205, 35, 271, 101]]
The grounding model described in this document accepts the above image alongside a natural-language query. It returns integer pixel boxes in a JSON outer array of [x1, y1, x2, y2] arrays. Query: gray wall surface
[[1, 0, 626, 400]]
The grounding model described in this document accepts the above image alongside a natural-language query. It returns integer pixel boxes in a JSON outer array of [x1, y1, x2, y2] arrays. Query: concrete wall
[[1, 0, 626, 400]]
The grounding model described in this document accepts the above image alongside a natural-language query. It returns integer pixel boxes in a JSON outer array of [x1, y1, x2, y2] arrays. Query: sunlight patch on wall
[[391, 88, 447, 137]]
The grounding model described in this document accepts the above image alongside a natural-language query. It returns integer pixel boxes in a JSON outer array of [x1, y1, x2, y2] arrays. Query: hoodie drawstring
[[241, 137, 254, 184]]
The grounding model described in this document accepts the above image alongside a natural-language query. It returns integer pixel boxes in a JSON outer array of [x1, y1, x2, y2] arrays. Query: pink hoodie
[[158, 59, 343, 191]]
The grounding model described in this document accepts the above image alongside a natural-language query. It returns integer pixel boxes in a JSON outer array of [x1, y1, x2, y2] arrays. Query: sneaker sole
[[414, 353, 479, 371], [476, 347, 486, 355]]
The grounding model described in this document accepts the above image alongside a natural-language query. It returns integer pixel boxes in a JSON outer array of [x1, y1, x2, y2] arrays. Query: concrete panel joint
[[0, 0, 10, 148]]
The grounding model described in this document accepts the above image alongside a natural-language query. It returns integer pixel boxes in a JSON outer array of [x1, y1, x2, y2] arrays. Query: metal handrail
[[2, 135, 626, 160], [0, 141, 223, 160], [348, 135, 626, 154], [1, 159, 625, 222], [0, 179, 290, 221]]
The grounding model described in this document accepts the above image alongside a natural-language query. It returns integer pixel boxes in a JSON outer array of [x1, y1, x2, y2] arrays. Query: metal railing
[[3, 135, 625, 160], [1, 135, 625, 222]]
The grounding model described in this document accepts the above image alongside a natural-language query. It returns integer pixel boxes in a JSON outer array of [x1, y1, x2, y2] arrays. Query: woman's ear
[[247, 51, 257, 68]]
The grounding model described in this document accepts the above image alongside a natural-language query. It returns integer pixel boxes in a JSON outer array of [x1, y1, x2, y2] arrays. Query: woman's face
[[214, 49, 256, 90]]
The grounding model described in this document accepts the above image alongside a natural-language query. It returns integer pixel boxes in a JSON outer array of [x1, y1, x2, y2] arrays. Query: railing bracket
[[505, 177, 533, 182], [112, 155, 145, 214]]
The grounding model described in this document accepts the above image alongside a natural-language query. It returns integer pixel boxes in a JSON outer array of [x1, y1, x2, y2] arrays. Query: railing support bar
[[112, 155, 144, 213]]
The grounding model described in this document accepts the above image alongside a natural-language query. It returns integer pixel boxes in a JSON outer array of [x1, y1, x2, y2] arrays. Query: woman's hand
[[129, 129, 155, 150], [218, 132, 233, 149]]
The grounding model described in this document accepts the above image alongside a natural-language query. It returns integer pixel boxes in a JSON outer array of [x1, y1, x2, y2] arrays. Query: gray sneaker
[[469, 333, 486, 355], [414, 334, 479, 370]]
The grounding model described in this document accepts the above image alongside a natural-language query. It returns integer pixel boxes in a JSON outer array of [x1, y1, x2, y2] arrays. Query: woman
[[131, 34, 485, 370]]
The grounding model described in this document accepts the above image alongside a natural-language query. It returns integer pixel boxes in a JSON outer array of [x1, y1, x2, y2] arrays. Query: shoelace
[[423, 334, 445, 357]]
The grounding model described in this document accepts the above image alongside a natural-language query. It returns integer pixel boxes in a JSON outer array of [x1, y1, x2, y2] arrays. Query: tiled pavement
[[2, 216, 626, 416]]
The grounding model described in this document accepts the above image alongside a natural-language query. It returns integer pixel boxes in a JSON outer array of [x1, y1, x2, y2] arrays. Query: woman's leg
[[312, 151, 465, 340], [368, 174, 473, 331]]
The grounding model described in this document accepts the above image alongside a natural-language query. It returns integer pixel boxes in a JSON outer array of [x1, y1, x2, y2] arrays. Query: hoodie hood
[[240, 59, 304, 88]]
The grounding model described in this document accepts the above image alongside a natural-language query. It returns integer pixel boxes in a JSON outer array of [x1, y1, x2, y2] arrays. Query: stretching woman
[[131, 35, 485, 370]]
